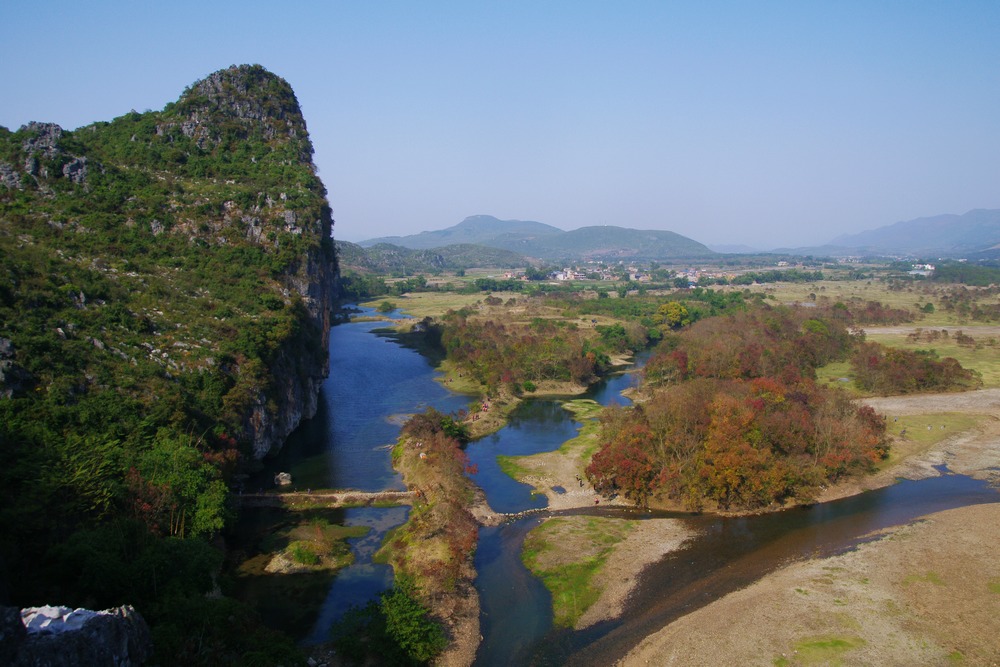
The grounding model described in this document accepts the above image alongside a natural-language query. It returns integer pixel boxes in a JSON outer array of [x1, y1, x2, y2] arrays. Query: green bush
[[288, 541, 321, 566], [330, 578, 446, 665]]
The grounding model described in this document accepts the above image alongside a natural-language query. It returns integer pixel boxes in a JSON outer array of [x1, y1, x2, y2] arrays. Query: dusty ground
[[864, 325, 1000, 337], [513, 446, 628, 512], [622, 388, 1000, 667], [622, 504, 1000, 667]]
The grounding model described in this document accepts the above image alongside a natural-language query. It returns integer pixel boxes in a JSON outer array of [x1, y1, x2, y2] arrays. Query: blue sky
[[3, 1, 999, 248]]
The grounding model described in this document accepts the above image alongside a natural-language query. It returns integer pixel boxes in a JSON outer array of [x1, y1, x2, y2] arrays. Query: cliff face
[[0, 65, 343, 592], [167, 65, 339, 457]]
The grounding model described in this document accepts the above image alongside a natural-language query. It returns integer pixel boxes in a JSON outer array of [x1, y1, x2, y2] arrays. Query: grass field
[[521, 515, 635, 628], [361, 291, 522, 320], [880, 412, 983, 470], [748, 279, 1000, 328]]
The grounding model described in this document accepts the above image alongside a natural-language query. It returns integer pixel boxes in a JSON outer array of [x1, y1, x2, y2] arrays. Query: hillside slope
[[519, 225, 714, 260], [361, 215, 714, 261], [338, 240, 530, 273], [362, 214, 562, 249]]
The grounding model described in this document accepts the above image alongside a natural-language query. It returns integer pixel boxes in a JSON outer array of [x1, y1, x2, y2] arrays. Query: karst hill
[[0, 64, 337, 644]]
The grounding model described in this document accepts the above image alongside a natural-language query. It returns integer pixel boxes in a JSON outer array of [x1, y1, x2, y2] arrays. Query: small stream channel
[[250, 310, 998, 664]]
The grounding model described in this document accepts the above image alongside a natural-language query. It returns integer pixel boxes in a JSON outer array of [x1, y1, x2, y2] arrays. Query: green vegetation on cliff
[[0, 64, 335, 664]]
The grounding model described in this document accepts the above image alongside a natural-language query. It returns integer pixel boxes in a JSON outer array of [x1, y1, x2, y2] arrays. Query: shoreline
[[616, 389, 1000, 665], [495, 388, 1000, 654], [375, 309, 1000, 663], [621, 503, 1000, 666]]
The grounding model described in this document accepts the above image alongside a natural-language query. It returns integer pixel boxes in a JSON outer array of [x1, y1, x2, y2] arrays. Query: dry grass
[[878, 412, 984, 470], [522, 516, 636, 628], [864, 330, 1000, 388]]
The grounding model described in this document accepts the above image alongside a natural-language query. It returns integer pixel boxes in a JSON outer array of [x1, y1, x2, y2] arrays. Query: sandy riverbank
[[621, 503, 1000, 666], [620, 388, 1000, 666]]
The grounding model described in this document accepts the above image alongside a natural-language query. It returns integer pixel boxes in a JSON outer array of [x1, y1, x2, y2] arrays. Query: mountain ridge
[[820, 209, 1000, 257], [361, 215, 714, 261]]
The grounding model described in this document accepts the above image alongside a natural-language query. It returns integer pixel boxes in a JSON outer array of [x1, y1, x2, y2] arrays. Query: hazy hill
[[522, 225, 714, 260], [709, 243, 763, 254], [361, 214, 562, 250], [337, 240, 530, 273], [826, 209, 1000, 257], [361, 215, 714, 261]]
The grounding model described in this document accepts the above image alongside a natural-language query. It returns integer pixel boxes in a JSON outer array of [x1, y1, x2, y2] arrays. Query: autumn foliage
[[588, 306, 891, 510], [588, 376, 888, 510], [439, 312, 610, 391], [644, 306, 854, 387], [387, 409, 479, 602], [850, 341, 980, 394]]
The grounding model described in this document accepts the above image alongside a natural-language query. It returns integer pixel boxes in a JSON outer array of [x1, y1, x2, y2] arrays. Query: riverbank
[[380, 426, 481, 667], [621, 502, 1000, 666], [521, 514, 695, 631], [499, 399, 631, 511], [500, 387, 1000, 662], [616, 389, 1000, 665], [815, 388, 1000, 505]]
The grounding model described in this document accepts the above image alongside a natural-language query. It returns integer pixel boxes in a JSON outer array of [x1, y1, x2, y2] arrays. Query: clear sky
[[3, 1, 999, 249]]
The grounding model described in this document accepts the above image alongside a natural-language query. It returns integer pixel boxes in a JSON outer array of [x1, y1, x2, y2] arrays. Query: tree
[[655, 301, 691, 329], [380, 579, 448, 664]]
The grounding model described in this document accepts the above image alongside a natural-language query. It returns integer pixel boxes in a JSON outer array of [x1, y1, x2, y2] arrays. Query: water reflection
[[250, 308, 469, 643], [474, 519, 552, 666], [466, 400, 579, 514], [305, 506, 408, 643]]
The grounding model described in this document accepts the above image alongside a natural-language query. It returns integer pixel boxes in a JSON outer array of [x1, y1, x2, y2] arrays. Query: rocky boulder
[[1, 604, 152, 666]]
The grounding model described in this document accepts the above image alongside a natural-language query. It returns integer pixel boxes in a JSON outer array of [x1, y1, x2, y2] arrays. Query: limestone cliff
[[0, 65, 337, 460], [0, 63, 335, 662], [167, 65, 338, 457]]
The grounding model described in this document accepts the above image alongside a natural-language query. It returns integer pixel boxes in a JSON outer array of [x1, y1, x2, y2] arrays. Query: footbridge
[[237, 489, 417, 509]]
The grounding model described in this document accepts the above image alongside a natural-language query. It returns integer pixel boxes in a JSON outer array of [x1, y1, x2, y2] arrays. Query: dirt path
[[864, 325, 1000, 336]]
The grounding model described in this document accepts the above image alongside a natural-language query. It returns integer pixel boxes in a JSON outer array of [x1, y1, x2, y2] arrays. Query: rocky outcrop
[[0, 121, 91, 189], [178, 67, 338, 459], [1, 605, 152, 666], [0, 338, 32, 399], [0, 65, 337, 463], [167, 64, 313, 162]]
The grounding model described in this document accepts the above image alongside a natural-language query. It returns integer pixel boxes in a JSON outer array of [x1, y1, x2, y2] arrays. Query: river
[[256, 309, 998, 664]]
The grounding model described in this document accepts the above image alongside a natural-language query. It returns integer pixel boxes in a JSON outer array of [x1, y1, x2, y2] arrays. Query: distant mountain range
[[360, 214, 714, 261], [347, 209, 1000, 269], [336, 240, 528, 273], [821, 209, 1000, 258]]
